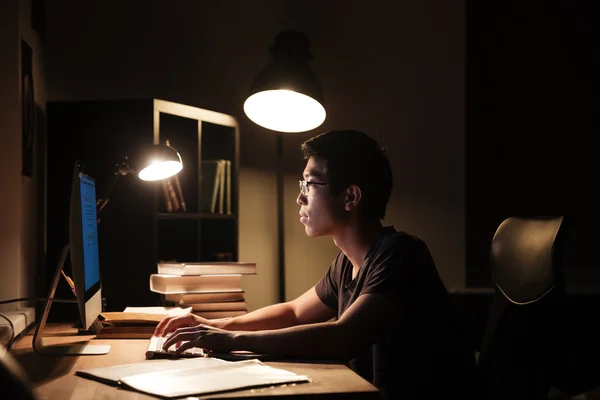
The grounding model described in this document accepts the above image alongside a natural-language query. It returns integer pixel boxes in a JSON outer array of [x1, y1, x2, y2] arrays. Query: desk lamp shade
[[244, 31, 326, 133], [137, 143, 183, 181]]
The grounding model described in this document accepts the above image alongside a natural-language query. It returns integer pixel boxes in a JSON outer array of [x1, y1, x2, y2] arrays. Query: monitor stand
[[32, 244, 111, 355]]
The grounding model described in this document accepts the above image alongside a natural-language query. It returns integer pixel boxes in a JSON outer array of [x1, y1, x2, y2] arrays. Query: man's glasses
[[299, 180, 329, 196]]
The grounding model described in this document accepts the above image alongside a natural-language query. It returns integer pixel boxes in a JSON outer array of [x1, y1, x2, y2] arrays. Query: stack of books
[[149, 261, 256, 319]]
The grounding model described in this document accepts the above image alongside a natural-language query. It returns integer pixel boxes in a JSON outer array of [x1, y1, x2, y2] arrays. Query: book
[[76, 357, 303, 398], [188, 301, 246, 312], [122, 306, 192, 315], [98, 312, 165, 326], [165, 291, 245, 304], [161, 180, 173, 212], [193, 310, 246, 319], [225, 160, 231, 215], [95, 307, 192, 339], [157, 261, 256, 275], [149, 274, 242, 294], [95, 326, 156, 339], [165, 177, 180, 211], [218, 160, 225, 214], [172, 171, 186, 212], [199, 159, 232, 214], [199, 160, 223, 213], [97, 307, 192, 326]]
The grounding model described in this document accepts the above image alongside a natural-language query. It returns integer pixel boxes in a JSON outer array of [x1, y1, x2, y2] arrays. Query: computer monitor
[[33, 161, 111, 355], [69, 169, 102, 331]]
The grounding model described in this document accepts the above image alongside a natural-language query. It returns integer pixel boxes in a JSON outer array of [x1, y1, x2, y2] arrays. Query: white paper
[[123, 306, 192, 316], [76, 357, 229, 384], [119, 359, 310, 398]]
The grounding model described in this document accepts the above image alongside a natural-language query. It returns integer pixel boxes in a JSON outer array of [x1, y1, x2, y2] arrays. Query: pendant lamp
[[244, 31, 326, 133]]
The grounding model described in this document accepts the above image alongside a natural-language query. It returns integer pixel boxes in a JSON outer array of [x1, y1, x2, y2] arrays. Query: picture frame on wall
[[21, 39, 35, 178]]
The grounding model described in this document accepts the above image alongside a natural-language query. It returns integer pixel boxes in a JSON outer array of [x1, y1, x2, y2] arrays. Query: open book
[[76, 357, 310, 398], [95, 307, 192, 339]]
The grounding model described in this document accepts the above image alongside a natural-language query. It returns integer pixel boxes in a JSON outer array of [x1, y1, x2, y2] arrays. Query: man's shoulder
[[380, 229, 427, 250]]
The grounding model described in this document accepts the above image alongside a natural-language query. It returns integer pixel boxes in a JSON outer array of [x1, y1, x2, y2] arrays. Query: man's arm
[[233, 292, 401, 361], [214, 286, 335, 331]]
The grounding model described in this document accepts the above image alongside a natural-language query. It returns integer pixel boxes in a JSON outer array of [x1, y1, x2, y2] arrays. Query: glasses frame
[[299, 180, 329, 196]]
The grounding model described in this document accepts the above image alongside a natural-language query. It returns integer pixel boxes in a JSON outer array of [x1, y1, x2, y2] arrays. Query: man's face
[[297, 157, 345, 237]]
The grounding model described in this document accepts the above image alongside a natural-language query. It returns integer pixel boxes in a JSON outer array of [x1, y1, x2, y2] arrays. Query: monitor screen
[[79, 174, 100, 291], [69, 163, 103, 330]]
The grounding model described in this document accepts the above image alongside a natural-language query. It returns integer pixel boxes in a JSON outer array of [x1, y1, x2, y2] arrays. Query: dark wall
[[465, 1, 589, 287]]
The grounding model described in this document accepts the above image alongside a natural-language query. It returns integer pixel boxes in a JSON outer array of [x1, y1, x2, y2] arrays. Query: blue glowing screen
[[79, 174, 100, 291]]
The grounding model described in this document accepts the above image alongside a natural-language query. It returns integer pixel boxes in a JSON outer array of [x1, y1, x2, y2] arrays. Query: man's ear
[[344, 185, 362, 211]]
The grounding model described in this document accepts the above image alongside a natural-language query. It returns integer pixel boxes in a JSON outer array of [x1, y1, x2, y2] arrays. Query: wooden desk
[[11, 324, 380, 399]]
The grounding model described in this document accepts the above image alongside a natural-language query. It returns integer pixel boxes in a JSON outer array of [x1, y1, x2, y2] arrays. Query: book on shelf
[[164, 291, 245, 305], [157, 261, 256, 275], [225, 160, 231, 215], [199, 159, 231, 214], [193, 310, 247, 319], [149, 274, 242, 294], [161, 180, 173, 212], [172, 170, 187, 212], [187, 301, 246, 312], [159, 139, 187, 213], [200, 159, 222, 213], [218, 160, 225, 214]]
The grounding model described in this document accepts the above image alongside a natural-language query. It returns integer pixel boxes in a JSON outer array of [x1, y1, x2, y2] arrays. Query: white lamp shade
[[245, 31, 326, 133], [138, 160, 182, 181], [243, 89, 326, 133], [137, 144, 183, 181]]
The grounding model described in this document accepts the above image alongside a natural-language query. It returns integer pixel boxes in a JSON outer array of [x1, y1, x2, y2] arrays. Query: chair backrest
[[477, 216, 566, 400]]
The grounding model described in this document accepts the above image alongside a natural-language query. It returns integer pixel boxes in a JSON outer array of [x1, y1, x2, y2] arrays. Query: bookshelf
[[152, 99, 240, 263], [46, 98, 240, 312]]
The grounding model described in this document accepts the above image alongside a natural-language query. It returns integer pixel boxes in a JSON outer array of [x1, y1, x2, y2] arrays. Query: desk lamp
[[243, 31, 326, 302], [96, 142, 183, 217]]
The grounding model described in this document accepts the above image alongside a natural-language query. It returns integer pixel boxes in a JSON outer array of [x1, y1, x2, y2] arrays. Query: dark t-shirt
[[315, 226, 477, 399]]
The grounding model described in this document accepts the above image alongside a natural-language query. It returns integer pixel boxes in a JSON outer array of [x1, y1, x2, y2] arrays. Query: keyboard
[[146, 334, 206, 359]]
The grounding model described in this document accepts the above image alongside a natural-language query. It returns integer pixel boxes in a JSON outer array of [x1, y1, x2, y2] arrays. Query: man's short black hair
[[301, 130, 393, 220]]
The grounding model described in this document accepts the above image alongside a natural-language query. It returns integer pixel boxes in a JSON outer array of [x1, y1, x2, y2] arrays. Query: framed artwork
[[21, 39, 35, 178]]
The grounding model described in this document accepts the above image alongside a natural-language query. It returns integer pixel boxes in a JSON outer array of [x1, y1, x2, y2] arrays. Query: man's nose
[[297, 192, 306, 206]]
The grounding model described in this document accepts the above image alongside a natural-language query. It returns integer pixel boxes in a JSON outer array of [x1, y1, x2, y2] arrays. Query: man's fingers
[[166, 325, 205, 335], [162, 331, 199, 350], [160, 318, 188, 337], [173, 340, 198, 356], [154, 316, 175, 336]]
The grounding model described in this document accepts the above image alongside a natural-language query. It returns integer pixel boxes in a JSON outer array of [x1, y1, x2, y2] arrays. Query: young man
[[156, 130, 478, 399]]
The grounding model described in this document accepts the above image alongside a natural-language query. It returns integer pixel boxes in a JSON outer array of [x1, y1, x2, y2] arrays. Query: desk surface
[[11, 323, 380, 400]]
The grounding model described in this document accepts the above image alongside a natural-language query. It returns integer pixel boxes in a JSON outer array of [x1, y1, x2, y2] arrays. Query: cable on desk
[[0, 312, 15, 351], [0, 297, 77, 304]]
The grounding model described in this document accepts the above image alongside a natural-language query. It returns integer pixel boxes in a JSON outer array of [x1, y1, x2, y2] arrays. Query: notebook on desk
[[146, 334, 278, 361]]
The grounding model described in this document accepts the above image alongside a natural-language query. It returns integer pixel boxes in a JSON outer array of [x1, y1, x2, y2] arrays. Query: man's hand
[[161, 324, 237, 356], [153, 313, 211, 337]]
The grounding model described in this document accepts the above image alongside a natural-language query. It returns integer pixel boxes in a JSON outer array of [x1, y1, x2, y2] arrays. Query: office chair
[[477, 216, 568, 400]]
